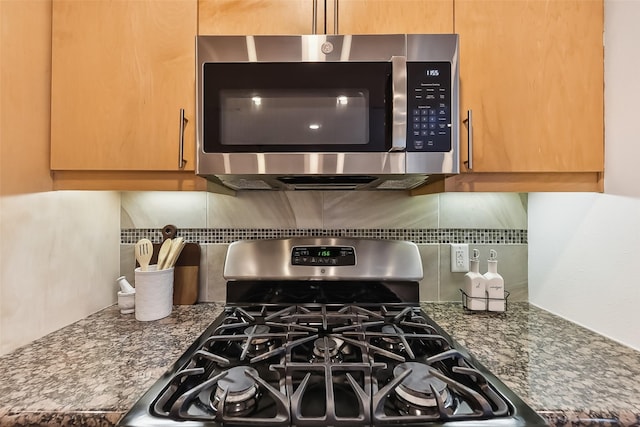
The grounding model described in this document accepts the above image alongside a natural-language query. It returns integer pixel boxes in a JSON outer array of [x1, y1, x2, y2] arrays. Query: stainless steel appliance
[[119, 238, 546, 427], [196, 34, 459, 191]]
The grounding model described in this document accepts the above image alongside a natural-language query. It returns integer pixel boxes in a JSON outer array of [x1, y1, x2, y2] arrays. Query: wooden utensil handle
[[162, 224, 177, 241]]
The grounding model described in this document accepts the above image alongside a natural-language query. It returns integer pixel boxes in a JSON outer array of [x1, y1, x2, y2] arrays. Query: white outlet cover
[[450, 243, 470, 272]]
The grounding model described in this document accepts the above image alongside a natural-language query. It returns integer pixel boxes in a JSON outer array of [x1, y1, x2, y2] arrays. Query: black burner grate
[[149, 304, 515, 426]]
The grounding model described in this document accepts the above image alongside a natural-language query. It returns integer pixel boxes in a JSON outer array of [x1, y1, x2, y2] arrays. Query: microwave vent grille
[[375, 176, 429, 190], [223, 178, 273, 190]]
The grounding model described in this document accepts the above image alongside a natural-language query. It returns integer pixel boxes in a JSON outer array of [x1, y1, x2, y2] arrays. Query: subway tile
[[207, 191, 323, 228], [121, 191, 207, 229], [202, 245, 228, 302], [418, 245, 439, 301], [439, 193, 527, 229], [323, 191, 439, 228]]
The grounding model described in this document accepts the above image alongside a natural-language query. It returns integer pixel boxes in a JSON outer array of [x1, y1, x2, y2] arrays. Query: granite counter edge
[[0, 409, 123, 427]]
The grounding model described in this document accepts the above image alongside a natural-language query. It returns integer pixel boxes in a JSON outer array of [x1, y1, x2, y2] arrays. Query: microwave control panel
[[407, 62, 452, 152]]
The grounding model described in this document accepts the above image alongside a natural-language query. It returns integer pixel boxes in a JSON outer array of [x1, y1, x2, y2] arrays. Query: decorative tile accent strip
[[121, 228, 527, 245]]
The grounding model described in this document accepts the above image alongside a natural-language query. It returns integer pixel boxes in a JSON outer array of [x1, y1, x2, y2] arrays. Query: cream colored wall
[[0, 0, 121, 355]]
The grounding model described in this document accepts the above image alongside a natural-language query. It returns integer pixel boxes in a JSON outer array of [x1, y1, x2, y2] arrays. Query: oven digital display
[[291, 246, 356, 266]]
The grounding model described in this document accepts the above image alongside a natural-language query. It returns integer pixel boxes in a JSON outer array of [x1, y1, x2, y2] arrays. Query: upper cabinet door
[[456, 0, 604, 173], [199, 1, 453, 36], [199, 0, 320, 35], [51, 0, 197, 171], [333, 0, 453, 34]]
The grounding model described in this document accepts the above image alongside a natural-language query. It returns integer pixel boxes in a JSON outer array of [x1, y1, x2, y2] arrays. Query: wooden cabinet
[[334, 0, 453, 34], [438, 0, 603, 192], [199, 0, 453, 36], [456, 0, 603, 174], [199, 0, 318, 35], [51, 0, 205, 190], [414, 0, 604, 194]]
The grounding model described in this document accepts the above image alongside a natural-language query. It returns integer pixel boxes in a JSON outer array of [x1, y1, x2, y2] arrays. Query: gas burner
[[213, 366, 260, 417], [311, 336, 343, 363], [244, 324, 273, 356], [392, 362, 453, 415], [380, 325, 405, 352], [244, 325, 270, 340]]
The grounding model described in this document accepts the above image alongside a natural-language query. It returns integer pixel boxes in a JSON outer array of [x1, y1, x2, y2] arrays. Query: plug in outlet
[[450, 243, 470, 272]]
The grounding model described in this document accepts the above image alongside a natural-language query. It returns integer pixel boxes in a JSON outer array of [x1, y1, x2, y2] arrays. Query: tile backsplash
[[120, 191, 527, 303], [121, 227, 527, 245]]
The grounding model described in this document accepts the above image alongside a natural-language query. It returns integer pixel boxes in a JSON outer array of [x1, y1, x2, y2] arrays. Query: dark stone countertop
[[0, 302, 638, 426], [0, 303, 224, 426], [422, 302, 640, 427]]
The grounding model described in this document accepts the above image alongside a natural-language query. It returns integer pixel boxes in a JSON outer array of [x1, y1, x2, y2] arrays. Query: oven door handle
[[389, 55, 407, 152]]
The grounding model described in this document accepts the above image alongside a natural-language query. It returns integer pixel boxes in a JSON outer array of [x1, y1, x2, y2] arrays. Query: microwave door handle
[[390, 56, 407, 152]]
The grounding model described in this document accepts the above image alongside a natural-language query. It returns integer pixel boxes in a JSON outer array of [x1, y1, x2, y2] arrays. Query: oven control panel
[[291, 246, 356, 266]]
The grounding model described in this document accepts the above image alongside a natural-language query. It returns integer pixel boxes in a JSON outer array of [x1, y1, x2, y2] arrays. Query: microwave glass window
[[202, 62, 390, 152], [220, 90, 369, 145]]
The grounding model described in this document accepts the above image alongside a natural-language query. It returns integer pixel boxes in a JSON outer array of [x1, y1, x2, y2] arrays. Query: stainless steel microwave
[[196, 34, 459, 191]]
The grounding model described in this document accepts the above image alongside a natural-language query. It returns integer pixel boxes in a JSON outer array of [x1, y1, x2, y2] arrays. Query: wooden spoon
[[156, 238, 173, 270], [164, 237, 185, 270], [134, 239, 153, 271]]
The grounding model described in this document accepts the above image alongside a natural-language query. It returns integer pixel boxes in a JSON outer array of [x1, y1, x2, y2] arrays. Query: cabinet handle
[[334, 0, 339, 34], [178, 108, 188, 169], [312, 0, 338, 35], [312, 0, 317, 34], [463, 109, 473, 170]]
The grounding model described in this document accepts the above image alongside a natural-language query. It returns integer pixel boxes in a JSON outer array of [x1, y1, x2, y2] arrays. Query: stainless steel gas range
[[119, 238, 546, 427]]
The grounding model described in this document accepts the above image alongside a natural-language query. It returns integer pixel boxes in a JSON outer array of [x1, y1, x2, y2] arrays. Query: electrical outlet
[[450, 243, 470, 272]]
